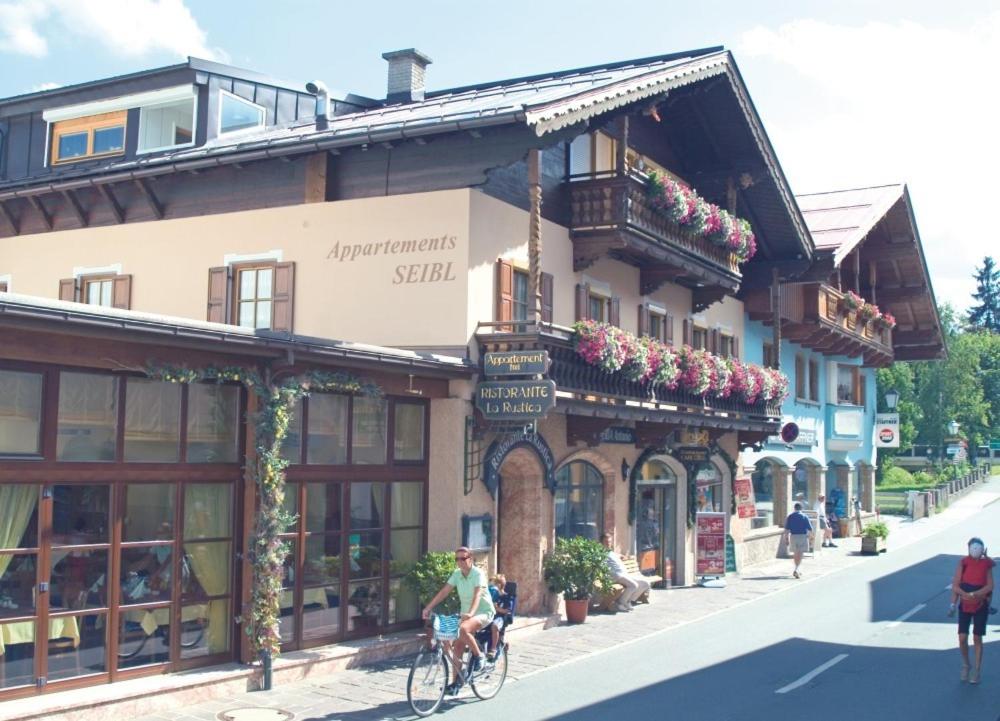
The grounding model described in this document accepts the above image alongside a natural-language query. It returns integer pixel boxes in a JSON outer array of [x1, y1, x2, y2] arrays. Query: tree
[[875, 362, 919, 477], [969, 256, 1000, 332]]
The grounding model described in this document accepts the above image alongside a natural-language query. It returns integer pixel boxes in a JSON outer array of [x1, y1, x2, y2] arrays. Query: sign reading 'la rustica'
[[475, 380, 556, 421]]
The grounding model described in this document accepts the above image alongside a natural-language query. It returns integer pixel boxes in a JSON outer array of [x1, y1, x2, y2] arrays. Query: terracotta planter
[[564, 597, 590, 624]]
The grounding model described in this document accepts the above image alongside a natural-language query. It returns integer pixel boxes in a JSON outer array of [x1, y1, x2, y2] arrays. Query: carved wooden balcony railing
[[476, 322, 782, 433], [745, 283, 893, 367], [566, 172, 742, 300]]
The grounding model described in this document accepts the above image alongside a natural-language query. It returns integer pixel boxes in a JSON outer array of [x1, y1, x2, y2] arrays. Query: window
[[512, 269, 529, 323], [719, 334, 735, 358], [808, 359, 819, 401], [554, 461, 604, 541], [59, 273, 132, 309], [84, 277, 114, 307], [186, 383, 239, 463], [763, 342, 776, 369], [649, 311, 664, 341], [692, 326, 708, 350], [695, 464, 723, 513], [124, 379, 181, 462], [139, 97, 195, 153], [566, 131, 617, 177], [0, 281, 8, 293], [57, 372, 118, 461], [589, 294, 609, 322], [236, 266, 274, 329], [219, 91, 265, 134], [836, 365, 859, 405], [0, 369, 43, 455], [796, 355, 820, 402], [51, 111, 126, 164], [307, 394, 349, 464], [352, 397, 388, 465], [393, 402, 425, 462], [751, 460, 776, 528]]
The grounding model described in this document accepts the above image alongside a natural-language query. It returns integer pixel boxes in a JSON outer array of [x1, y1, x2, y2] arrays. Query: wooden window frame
[[82, 275, 116, 308], [51, 110, 127, 165], [808, 358, 820, 402], [0, 280, 8, 293], [511, 268, 530, 323], [232, 263, 276, 330], [762, 342, 776, 369], [719, 333, 735, 358], [691, 326, 708, 351], [835, 364, 863, 406]]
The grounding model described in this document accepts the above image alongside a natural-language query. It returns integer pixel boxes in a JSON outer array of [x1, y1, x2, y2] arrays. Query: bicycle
[[406, 613, 509, 716]]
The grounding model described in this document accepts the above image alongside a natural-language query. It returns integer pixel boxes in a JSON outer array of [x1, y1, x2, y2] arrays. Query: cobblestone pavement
[[135, 478, 1000, 721]]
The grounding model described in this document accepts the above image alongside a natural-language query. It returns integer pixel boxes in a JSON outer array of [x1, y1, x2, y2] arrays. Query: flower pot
[[861, 536, 886, 555], [564, 598, 590, 624]]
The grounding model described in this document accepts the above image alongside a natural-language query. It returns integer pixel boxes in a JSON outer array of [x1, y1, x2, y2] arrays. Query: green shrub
[[402, 551, 461, 615], [912, 471, 936, 486], [862, 522, 890, 540], [881, 467, 914, 487], [543, 536, 613, 601]]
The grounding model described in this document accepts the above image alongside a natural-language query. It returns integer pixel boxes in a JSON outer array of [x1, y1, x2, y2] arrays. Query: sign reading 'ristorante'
[[475, 380, 557, 421], [483, 350, 550, 377]]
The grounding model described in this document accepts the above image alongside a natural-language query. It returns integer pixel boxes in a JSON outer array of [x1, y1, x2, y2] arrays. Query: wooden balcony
[[476, 322, 781, 438], [745, 283, 894, 367], [567, 172, 742, 307]]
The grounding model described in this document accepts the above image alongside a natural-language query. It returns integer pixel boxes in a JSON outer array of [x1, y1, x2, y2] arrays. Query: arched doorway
[[635, 456, 683, 585], [751, 457, 788, 528], [496, 447, 549, 615]]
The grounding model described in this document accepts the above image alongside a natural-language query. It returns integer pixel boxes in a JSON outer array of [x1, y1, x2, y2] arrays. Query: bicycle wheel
[[179, 617, 206, 649], [117, 623, 148, 659], [471, 643, 508, 700], [407, 647, 448, 717]]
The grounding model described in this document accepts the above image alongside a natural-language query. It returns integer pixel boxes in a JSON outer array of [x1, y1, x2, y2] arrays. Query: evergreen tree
[[969, 256, 1000, 332]]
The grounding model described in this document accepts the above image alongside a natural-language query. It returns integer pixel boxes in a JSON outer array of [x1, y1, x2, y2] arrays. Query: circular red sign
[[780, 422, 800, 443], [879, 428, 895, 443]]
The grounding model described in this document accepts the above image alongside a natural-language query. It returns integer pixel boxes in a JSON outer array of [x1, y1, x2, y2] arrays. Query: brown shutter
[[496, 259, 513, 328], [272, 261, 295, 333], [575, 283, 590, 321], [795, 356, 805, 399], [682, 319, 692, 346], [710, 329, 720, 354], [207, 266, 230, 323], [609, 297, 620, 327], [0, 281, 7, 293], [665, 313, 674, 345], [541, 272, 554, 324], [854, 369, 866, 406], [59, 278, 78, 302], [111, 274, 132, 310], [637, 304, 648, 336], [733, 336, 740, 359]]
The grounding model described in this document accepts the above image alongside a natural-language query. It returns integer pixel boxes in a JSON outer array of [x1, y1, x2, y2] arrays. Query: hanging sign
[[481, 431, 556, 498], [676, 446, 710, 465], [599, 426, 637, 444], [475, 380, 556, 421], [874, 413, 900, 448], [734, 477, 756, 519], [695, 512, 726, 576], [483, 350, 550, 377]]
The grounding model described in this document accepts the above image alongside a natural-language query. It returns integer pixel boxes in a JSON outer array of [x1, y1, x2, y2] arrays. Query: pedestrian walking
[[815, 494, 836, 548], [783, 502, 813, 579], [949, 537, 994, 684]]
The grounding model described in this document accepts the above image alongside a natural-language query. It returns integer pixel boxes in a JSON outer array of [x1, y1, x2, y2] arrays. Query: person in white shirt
[[815, 494, 836, 548], [601, 533, 650, 612]]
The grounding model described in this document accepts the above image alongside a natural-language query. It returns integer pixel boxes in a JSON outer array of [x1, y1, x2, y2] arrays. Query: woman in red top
[[951, 537, 994, 684]]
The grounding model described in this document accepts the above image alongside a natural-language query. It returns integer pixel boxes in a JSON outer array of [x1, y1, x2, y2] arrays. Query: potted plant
[[543, 536, 612, 624], [349, 584, 382, 628], [403, 551, 462, 617], [861, 522, 890, 555]]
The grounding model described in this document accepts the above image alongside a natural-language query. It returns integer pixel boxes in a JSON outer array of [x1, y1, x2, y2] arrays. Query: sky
[[1, 0, 997, 313]]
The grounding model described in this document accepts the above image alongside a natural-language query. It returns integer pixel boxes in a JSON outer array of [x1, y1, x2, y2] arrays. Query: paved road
[[387, 501, 1000, 721]]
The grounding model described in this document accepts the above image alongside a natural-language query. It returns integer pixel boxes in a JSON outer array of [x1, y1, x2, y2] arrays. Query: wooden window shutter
[[665, 313, 674, 345], [111, 274, 132, 310], [207, 266, 230, 323], [854, 369, 866, 406], [541, 272, 554, 324], [609, 297, 620, 327], [272, 262, 295, 333], [637, 304, 648, 337], [575, 283, 590, 321], [795, 356, 805, 398], [682, 319, 692, 346], [733, 336, 740, 359], [496, 259, 513, 326], [59, 278, 78, 302], [0, 281, 7, 293], [710, 329, 720, 354]]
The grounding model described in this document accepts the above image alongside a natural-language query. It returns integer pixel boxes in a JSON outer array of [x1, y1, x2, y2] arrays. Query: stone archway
[[496, 447, 549, 614]]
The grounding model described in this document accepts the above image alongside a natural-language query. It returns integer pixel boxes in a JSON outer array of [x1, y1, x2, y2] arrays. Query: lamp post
[[944, 419, 960, 466], [884, 388, 899, 411]]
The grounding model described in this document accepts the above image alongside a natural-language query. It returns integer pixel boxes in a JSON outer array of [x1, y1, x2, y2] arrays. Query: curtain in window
[[184, 484, 231, 653], [0, 485, 37, 577]]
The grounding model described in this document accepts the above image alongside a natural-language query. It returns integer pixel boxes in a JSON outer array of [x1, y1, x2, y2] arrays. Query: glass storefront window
[[118, 607, 170, 668], [694, 464, 723, 513], [186, 384, 238, 463], [389, 528, 421, 578], [57, 372, 118, 461], [124, 379, 181, 462], [793, 462, 810, 503], [179, 600, 228, 658], [0, 620, 36, 688], [352, 397, 387, 465], [123, 484, 174, 542], [348, 532, 382, 580], [0, 485, 38, 549], [554, 461, 604, 541], [183, 484, 232, 540], [302, 585, 340, 639], [347, 581, 382, 632], [120, 547, 173, 604], [306, 394, 348, 464], [305, 483, 341, 533], [304, 535, 341, 587], [393, 403, 425, 461], [350, 483, 384, 529], [280, 398, 302, 464], [0, 370, 43, 455], [390, 482, 422, 528], [0, 554, 37, 617], [47, 612, 106, 680], [53, 485, 110, 545], [752, 461, 776, 528], [388, 577, 420, 624], [51, 550, 108, 610]]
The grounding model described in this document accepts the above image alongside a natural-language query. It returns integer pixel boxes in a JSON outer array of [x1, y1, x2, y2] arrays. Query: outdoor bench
[[593, 556, 662, 611]]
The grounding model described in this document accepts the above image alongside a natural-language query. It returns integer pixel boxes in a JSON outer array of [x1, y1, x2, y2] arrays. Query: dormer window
[[219, 91, 265, 134], [138, 97, 196, 153], [51, 111, 126, 164]]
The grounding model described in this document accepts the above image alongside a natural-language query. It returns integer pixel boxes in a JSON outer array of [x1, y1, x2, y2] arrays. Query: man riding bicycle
[[422, 546, 495, 695]]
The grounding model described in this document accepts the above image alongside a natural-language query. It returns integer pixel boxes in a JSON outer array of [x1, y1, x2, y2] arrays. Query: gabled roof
[[797, 184, 903, 266]]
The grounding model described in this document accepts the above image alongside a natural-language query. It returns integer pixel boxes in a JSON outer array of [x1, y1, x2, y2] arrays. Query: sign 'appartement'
[[475, 380, 557, 421], [483, 350, 550, 377]]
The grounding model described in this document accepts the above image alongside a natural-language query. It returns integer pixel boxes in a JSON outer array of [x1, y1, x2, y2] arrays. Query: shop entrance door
[[636, 483, 676, 585]]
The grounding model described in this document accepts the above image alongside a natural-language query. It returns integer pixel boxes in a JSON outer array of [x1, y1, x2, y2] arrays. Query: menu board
[[695, 512, 726, 576], [734, 477, 756, 519]]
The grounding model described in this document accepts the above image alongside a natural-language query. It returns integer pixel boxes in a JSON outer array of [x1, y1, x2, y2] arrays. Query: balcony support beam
[[566, 415, 616, 448], [693, 286, 727, 313], [640, 265, 685, 296], [572, 232, 626, 271]]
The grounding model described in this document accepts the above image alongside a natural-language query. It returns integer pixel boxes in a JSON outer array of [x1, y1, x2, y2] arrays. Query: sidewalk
[[18, 477, 1000, 721]]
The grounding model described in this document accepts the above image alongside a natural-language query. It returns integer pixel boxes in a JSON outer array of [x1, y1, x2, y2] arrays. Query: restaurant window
[[0, 483, 39, 689], [512, 269, 529, 323], [694, 463, 723, 513], [56, 371, 118, 461], [124, 378, 181, 462], [352, 397, 388, 465], [219, 91, 265, 134], [307, 393, 349, 464], [280, 398, 303, 463], [393, 402, 425, 462], [554, 461, 604, 541], [236, 265, 274, 329], [387, 482, 423, 624], [348, 482, 385, 632], [186, 383, 239, 463], [51, 110, 126, 164], [0, 369, 43, 455]]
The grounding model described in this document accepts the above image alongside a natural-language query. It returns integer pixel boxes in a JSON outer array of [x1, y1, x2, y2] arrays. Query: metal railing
[[876, 463, 992, 518]]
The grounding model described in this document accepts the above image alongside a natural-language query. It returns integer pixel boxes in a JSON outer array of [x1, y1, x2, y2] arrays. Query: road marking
[[944, 583, 953, 591], [887, 603, 925, 628], [775, 654, 848, 694]]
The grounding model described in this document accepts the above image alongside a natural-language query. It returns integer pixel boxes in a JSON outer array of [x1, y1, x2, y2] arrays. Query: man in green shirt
[[422, 546, 495, 693]]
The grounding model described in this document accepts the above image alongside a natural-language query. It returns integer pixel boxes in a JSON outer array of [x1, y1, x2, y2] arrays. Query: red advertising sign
[[734, 477, 756, 519], [696, 512, 727, 576]]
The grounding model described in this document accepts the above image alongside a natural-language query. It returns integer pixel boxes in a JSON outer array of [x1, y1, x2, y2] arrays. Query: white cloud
[[738, 15, 1000, 313], [31, 80, 60, 91], [0, 0, 224, 60]]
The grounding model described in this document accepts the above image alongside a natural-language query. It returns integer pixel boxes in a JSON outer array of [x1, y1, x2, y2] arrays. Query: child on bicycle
[[487, 574, 512, 661]]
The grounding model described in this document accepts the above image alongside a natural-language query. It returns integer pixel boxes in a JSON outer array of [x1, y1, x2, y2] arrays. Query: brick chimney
[[382, 48, 432, 103]]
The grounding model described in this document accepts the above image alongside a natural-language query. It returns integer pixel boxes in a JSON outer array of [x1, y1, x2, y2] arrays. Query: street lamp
[[948, 420, 960, 437], [884, 388, 899, 410]]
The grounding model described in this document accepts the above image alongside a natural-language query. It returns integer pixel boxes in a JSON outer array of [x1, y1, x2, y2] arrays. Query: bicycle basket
[[432, 614, 460, 641]]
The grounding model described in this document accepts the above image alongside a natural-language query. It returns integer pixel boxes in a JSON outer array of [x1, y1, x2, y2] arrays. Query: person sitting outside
[[422, 547, 495, 695], [601, 532, 650, 612], [487, 573, 512, 661]]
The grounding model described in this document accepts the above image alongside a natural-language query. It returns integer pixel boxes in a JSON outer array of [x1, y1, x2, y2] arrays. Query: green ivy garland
[[146, 362, 381, 660]]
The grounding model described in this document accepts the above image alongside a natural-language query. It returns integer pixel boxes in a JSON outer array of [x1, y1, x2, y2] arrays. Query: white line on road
[[775, 654, 849, 694], [887, 603, 926, 628]]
